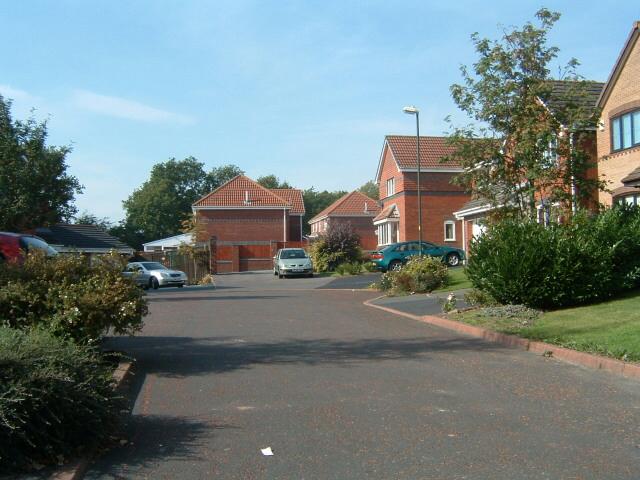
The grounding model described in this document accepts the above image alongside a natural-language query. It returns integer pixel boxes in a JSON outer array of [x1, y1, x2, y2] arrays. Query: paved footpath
[[87, 272, 640, 480]]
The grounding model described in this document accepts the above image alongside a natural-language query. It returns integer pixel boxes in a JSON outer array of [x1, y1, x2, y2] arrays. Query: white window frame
[[386, 177, 395, 197], [444, 221, 456, 242], [377, 221, 398, 246]]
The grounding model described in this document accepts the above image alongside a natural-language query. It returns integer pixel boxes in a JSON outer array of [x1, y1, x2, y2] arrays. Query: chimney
[[364, 202, 368, 213], [244, 190, 251, 205]]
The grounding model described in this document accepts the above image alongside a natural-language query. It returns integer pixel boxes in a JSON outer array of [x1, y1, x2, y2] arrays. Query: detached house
[[597, 21, 640, 206], [193, 175, 305, 242], [308, 190, 381, 250], [374, 135, 469, 249]]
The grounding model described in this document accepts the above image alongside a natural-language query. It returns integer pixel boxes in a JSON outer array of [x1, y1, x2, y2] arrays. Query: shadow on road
[[105, 335, 497, 378], [87, 414, 237, 478], [147, 294, 288, 303]]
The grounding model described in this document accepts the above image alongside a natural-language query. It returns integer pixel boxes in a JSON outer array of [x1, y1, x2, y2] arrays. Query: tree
[[256, 174, 292, 189], [358, 180, 379, 200], [447, 8, 604, 218], [118, 159, 243, 247], [0, 96, 82, 231], [74, 211, 113, 231], [206, 164, 244, 191], [302, 188, 347, 234]]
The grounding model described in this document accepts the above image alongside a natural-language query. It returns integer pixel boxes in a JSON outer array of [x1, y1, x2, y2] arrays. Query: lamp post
[[403, 105, 422, 256]]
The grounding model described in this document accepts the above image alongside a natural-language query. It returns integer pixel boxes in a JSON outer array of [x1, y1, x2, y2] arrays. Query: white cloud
[[72, 90, 194, 124], [0, 84, 36, 102]]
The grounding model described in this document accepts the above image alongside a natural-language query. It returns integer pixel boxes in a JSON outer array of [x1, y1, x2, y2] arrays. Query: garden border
[[49, 360, 135, 480], [364, 296, 640, 381]]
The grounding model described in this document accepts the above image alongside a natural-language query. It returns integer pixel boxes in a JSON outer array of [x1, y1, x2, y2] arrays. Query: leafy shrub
[[310, 223, 362, 272], [334, 262, 363, 276], [464, 288, 499, 307], [363, 261, 378, 272], [0, 327, 124, 472], [376, 256, 449, 294], [467, 205, 640, 309], [0, 252, 148, 343]]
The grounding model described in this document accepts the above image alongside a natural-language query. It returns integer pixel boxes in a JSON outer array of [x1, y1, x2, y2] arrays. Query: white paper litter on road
[[261, 447, 274, 456]]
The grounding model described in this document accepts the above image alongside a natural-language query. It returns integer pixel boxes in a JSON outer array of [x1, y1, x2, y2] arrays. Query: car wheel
[[308, 273, 314, 278], [388, 260, 403, 272], [177, 284, 184, 288], [150, 277, 159, 290], [446, 253, 460, 267], [274, 269, 278, 276], [278, 273, 283, 279]]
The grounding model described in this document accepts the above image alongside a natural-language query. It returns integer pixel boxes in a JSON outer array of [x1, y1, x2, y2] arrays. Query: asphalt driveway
[[87, 273, 640, 479]]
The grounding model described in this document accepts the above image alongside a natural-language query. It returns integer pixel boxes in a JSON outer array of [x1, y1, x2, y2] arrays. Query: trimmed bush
[[0, 327, 124, 472], [334, 262, 363, 276], [363, 261, 378, 272], [376, 256, 449, 294], [310, 223, 362, 272], [467, 205, 640, 309], [0, 252, 148, 343]]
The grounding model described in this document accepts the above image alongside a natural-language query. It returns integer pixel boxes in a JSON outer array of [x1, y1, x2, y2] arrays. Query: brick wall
[[378, 147, 403, 198], [289, 215, 303, 241], [328, 216, 379, 251], [597, 34, 640, 205], [197, 209, 289, 242]]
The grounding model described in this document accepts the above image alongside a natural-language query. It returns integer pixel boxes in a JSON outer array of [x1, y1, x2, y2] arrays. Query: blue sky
[[1, 1, 638, 221]]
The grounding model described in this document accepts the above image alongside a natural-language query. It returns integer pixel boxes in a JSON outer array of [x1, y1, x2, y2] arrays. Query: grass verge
[[433, 267, 472, 293], [453, 289, 640, 362]]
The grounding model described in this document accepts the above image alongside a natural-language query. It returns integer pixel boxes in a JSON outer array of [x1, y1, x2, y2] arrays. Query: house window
[[542, 135, 558, 166], [386, 177, 395, 197], [615, 194, 639, 206], [377, 222, 398, 246], [611, 110, 640, 152], [444, 221, 456, 241]]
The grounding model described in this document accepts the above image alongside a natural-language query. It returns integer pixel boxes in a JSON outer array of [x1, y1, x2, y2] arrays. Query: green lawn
[[433, 267, 472, 293], [454, 290, 640, 362]]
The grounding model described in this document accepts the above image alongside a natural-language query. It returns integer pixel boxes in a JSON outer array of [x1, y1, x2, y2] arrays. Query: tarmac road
[[87, 272, 640, 479]]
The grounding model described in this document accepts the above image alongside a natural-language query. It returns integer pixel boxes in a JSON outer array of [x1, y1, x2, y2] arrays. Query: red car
[[0, 232, 58, 263]]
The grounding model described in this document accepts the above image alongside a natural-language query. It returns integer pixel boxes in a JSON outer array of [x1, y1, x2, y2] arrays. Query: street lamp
[[403, 105, 422, 256]]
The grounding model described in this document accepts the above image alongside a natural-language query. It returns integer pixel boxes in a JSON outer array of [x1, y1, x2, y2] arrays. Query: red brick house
[[192, 175, 305, 272], [374, 135, 469, 249], [193, 175, 305, 242], [308, 190, 381, 250]]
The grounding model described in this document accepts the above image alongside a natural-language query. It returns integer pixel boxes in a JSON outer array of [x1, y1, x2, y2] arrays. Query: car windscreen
[[280, 250, 307, 259], [20, 236, 58, 256], [141, 262, 167, 270]]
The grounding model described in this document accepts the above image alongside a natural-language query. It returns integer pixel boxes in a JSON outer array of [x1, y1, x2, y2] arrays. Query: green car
[[370, 241, 465, 272]]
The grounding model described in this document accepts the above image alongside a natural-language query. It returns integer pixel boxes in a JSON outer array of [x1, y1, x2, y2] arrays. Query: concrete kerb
[[49, 360, 135, 480], [363, 296, 640, 381]]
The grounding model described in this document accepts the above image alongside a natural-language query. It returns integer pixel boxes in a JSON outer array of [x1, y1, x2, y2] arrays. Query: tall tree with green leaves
[[446, 8, 604, 217], [358, 180, 379, 200], [0, 96, 82, 231], [256, 174, 292, 189], [74, 211, 113, 231], [118, 158, 243, 247]]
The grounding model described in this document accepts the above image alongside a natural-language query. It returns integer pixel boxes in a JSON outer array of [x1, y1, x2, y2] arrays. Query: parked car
[[273, 248, 313, 278], [370, 241, 465, 272], [126, 261, 187, 289], [0, 232, 58, 263], [122, 263, 152, 290]]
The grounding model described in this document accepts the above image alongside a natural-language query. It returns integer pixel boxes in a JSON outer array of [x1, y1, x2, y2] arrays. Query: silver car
[[273, 248, 313, 278], [122, 263, 151, 289], [127, 261, 188, 289]]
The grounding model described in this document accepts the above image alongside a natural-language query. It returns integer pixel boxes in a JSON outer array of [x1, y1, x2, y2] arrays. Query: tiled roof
[[270, 188, 305, 215], [35, 224, 133, 252], [372, 204, 398, 223], [540, 80, 605, 115], [309, 191, 381, 223], [193, 175, 292, 209], [612, 186, 640, 198], [621, 166, 640, 186], [457, 197, 491, 212], [385, 135, 462, 170]]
